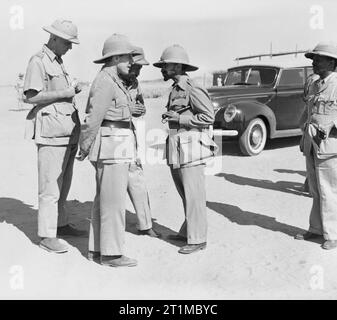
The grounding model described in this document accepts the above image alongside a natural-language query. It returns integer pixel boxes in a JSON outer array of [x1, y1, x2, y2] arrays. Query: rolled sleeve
[[179, 86, 215, 128], [23, 56, 45, 94]]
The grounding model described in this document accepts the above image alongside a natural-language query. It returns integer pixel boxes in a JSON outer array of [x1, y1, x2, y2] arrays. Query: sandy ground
[[0, 86, 337, 300]]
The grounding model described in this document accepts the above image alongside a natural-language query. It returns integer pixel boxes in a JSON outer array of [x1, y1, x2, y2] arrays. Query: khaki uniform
[[127, 79, 152, 230], [80, 67, 150, 256], [301, 72, 337, 240], [23, 45, 80, 238], [165, 75, 217, 244]]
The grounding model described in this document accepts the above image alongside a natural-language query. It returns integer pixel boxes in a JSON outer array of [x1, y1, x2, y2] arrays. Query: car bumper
[[211, 128, 239, 137]]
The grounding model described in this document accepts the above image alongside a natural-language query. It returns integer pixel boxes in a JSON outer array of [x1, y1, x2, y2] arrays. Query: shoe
[[167, 234, 187, 242], [178, 242, 207, 254], [39, 238, 68, 253], [138, 228, 162, 238], [57, 224, 87, 237], [88, 251, 101, 261], [100, 255, 138, 267], [294, 232, 322, 240], [322, 240, 337, 250]]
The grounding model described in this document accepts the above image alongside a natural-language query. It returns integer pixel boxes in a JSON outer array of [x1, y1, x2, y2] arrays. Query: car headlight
[[224, 104, 237, 122]]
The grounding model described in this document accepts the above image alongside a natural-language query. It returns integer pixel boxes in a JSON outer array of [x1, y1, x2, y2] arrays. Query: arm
[[24, 88, 75, 105], [79, 75, 115, 156], [178, 85, 215, 128], [23, 56, 76, 105]]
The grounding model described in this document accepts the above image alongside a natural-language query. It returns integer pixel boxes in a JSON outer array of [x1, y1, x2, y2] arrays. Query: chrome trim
[[213, 129, 238, 137]]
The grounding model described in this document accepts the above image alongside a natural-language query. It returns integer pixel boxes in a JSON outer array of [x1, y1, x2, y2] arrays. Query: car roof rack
[[235, 45, 309, 62]]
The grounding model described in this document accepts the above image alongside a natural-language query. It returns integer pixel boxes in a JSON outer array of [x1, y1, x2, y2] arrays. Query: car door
[[270, 68, 306, 130]]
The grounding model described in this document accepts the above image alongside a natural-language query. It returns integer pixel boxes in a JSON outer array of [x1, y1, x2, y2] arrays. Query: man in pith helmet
[[79, 34, 158, 267], [23, 19, 86, 254], [120, 46, 161, 238], [153, 44, 218, 254], [295, 41, 337, 250]]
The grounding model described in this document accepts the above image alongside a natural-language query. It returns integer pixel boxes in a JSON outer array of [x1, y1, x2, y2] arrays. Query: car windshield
[[224, 67, 278, 86]]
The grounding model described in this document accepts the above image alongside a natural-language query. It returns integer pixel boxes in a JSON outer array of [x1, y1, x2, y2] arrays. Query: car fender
[[233, 101, 277, 137]]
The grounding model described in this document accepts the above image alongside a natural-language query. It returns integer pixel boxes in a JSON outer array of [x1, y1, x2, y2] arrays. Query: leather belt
[[101, 120, 131, 129]]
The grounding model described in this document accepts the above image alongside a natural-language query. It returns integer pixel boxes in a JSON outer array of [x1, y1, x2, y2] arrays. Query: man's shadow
[[215, 173, 310, 197], [274, 168, 306, 177], [207, 201, 306, 238], [0, 197, 181, 259]]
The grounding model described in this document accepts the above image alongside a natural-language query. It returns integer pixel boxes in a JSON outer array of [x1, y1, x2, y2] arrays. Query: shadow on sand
[[207, 201, 307, 238], [215, 172, 310, 197], [0, 197, 182, 259]]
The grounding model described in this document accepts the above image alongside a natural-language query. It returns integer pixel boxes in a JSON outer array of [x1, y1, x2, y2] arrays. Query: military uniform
[[80, 65, 144, 256], [125, 78, 154, 231], [165, 75, 217, 245], [23, 44, 80, 238], [301, 72, 337, 240]]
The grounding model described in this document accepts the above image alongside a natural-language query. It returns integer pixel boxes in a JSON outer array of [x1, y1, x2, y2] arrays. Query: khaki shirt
[[128, 78, 144, 105], [165, 74, 217, 167], [301, 72, 337, 158], [79, 67, 135, 163], [23, 45, 80, 145], [167, 75, 214, 128]]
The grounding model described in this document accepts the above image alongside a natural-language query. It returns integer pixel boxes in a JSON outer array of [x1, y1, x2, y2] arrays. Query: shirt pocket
[[178, 130, 218, 165], [40, 103, 78, 138], [99, 127, 135, 160], [169, 91, 189, 111], [44, 60, 69, 91], [317, 136, 337, 158]]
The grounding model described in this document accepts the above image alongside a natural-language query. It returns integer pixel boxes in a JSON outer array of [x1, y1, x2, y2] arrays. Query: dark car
[[208, 64, 313, 155]]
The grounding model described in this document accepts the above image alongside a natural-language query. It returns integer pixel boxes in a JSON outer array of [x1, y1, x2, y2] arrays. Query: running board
[[271, 128, 302, 139]]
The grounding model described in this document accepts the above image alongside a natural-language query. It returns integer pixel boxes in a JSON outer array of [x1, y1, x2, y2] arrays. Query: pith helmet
[[43, 19, 79, 44], [153, 44, 198, 71], [305, 41, 337, 60], [94, 34, 136, 64], [133, 46, 149, 65]]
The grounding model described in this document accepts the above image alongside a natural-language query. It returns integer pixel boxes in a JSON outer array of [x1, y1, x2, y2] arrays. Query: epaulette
[[34, 50, 45, 59]]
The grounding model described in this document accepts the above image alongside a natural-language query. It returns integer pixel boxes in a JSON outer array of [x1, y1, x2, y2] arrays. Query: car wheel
[[239, 118, 267, 156]]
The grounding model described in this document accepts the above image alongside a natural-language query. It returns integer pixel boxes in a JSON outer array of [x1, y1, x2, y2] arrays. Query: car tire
[[239, 118, 267, 156]]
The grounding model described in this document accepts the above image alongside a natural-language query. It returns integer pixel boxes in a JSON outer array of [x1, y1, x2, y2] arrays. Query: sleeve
[[79, 74, 115, 154], [179, 85, 215, 128], [23, 56, 45, 94]]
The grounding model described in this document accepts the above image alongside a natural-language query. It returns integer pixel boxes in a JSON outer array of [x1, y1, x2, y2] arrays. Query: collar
[[318, 72, 336, 85], [173, 74, 189, 91], [42, 44, 60, 63]]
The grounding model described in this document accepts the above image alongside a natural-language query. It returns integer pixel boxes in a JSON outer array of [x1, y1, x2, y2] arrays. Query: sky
[[0, 0, 337, 85]]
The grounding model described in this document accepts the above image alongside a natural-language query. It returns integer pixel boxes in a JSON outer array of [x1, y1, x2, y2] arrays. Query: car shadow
[[0, 197, 182, 259], [215, 173, 310, 197], [264, 136, 301, 150], [207, 201, 307, 238]]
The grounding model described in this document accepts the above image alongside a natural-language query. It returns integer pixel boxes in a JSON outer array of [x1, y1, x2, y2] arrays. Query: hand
[[76, 150, 87, 161], [65, 87, 76, 98], [130, 103, 146, 117], [162, 110, 179, 123], [74, 83, 82, 94], [70, 79, 82, 94], [318, 122, 335, 140]]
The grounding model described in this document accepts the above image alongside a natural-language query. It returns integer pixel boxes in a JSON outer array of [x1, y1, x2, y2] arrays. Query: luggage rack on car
[[234, 44, 308, 62]]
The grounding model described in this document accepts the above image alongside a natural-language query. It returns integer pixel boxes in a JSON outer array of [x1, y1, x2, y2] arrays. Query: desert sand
[[0, 85, 336, 300]]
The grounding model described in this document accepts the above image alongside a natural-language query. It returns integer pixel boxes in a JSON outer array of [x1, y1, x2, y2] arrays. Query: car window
[[224, 67, 277, 86], [278, 68, 304, 86], [225, 68, 250, 85]]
